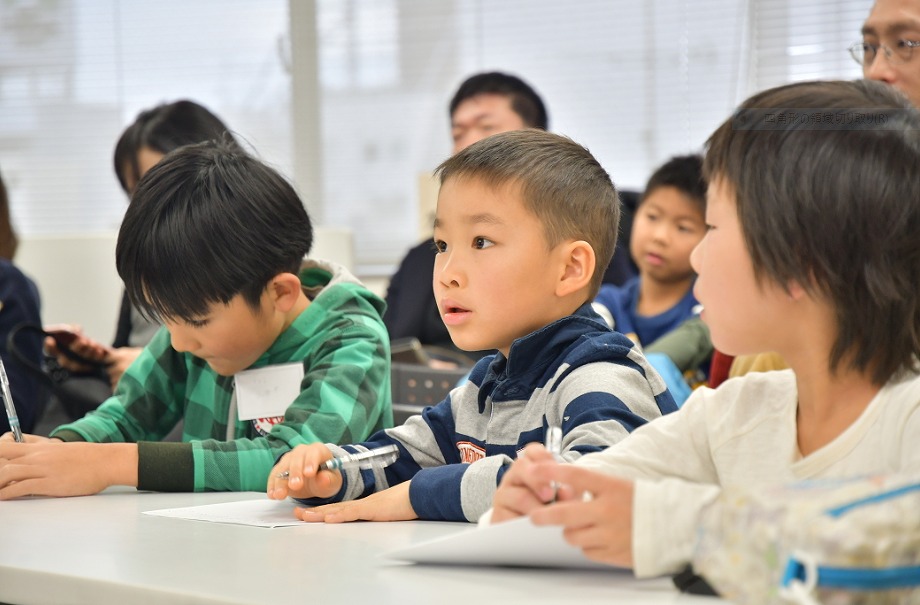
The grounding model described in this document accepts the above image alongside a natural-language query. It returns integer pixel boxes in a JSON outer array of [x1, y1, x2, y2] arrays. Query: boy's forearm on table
[[109, 442, 140, 487]]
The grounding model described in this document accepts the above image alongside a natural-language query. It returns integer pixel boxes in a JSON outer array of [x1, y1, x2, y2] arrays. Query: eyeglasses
[[849, 40, 920, 66]]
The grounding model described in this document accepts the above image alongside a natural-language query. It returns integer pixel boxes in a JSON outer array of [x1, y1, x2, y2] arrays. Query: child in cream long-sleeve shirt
[[487, 79, 920, 580]]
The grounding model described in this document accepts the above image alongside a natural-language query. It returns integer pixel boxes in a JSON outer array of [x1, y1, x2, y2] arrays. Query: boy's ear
[[267, 272, 303, 313], [786, 278, 808, 301], [555, 240, 596, 298]]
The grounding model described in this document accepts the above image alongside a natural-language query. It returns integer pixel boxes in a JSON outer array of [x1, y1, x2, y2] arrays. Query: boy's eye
[[432, 239, 447, 253], [186, 318, 210, 328], [473, 237, 494, 249]]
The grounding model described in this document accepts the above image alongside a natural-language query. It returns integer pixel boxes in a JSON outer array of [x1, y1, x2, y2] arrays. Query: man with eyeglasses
[[853, 0, 920, 107]]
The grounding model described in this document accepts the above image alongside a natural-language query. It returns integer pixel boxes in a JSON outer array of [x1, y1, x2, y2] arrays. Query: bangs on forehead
[[131, 258, 240, 324]]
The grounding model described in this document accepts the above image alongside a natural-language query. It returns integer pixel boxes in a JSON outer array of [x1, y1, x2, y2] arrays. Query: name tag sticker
[[234, 362, 305, 421]]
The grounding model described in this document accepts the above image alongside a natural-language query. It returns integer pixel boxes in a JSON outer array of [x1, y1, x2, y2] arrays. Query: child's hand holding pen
[[491, 427, 568, 524], [490, 428, 635, 567], [266, 443, 343, 501]]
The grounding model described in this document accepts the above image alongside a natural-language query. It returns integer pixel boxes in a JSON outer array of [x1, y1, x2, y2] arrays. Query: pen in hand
[[0, 357, 23, 443], [276, 444, 400, 479], [545, 424, 563, 502]]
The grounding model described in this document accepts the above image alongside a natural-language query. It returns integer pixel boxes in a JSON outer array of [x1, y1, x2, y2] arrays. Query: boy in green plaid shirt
[[0, 141, 392, 498]]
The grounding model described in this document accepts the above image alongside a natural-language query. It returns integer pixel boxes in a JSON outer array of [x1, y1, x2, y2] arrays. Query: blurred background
[[0, 0, 865, 338]]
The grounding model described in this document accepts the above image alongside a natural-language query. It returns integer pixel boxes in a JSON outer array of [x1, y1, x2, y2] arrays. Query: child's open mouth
[[441, 302, 471, 325]]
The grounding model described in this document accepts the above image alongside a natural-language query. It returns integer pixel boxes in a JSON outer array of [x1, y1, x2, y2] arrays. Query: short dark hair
[[113, 100, 240, 193], [435, 129, 618, 298], [642, 154, 706, 215], [449, 72, 549, 130], [116, 140, 313, 322], [705, 79, 920, 384]]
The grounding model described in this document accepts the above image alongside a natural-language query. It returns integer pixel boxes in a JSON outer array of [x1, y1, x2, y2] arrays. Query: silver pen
[[545, 425, 564, 502], [277, 444, 400, 479], [0, 357, 23, 442]]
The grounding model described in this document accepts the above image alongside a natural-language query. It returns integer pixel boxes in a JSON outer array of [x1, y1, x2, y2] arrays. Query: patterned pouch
[[691, 474, 920, 604]]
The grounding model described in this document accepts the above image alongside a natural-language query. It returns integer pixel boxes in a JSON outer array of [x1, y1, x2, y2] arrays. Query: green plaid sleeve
[[51, 328, 187, 444]]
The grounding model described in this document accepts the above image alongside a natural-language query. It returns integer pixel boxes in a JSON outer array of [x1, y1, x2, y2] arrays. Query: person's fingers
[[520, 442, 557, 462], [0, 478, 40, 500], [298, 502, 353, 523], [0, 459, 46, 499], [536, 464, 609, 498], [294, 506, 329, 522], [266, 466, 290, 500], [530, 498, 594, 528], [309, 469, 343, 499], [491, 483, 550, 522]]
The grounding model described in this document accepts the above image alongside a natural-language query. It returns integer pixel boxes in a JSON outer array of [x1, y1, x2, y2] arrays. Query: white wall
[[17, 233, 121, 342]]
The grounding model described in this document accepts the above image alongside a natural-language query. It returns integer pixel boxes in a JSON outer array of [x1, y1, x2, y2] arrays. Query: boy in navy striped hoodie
[[267, 129, 676, 522]]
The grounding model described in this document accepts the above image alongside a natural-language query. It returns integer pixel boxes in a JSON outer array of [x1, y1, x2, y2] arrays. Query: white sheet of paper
[[143, 498, 303, 528], [234, 363, 304, 421], [384, 515, 623, 570]]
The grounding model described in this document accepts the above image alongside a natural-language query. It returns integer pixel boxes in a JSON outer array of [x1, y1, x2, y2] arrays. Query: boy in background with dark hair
[[593, 155, 710, 402], [594, 154, 707, 348], [268, 129, 676, 523], [447, 71, 549, 152], [0, 141, 392, 498]]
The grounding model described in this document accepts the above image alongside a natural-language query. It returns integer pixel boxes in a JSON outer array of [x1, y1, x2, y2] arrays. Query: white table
[[0, 489, 725, 605]]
